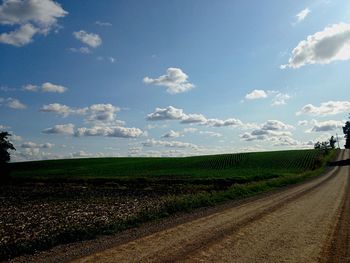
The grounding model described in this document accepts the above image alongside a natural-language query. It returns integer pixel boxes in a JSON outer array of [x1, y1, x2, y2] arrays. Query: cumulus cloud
[[281, 23, 350, 69], [23, 82, 67, 93], [22, 84, 38, 92], [107, 126, 143, 138], [241, 120, 294, 142], [245, 89, 268, 100], [41, 103, 142, 139], [143, 68, 195, 94], [75, 126, 143, 138], [296, 8, 310, 23], [21, 141, 54, 149], [42, 82, 67, 93], [271, 93, 291, 106], [40, 103, 118, 121], [0, 23, 37, 46], [181, 114, 207, 124], [142, 139, 199, 149], [310, 119, 344, 132], [6, 98, 26, 109], [86, 103, 119, 123], [73, 30, 102, 48], [162, 130, 182, 138], [40, 103, 75, 116], [40, 102, 141, 139], [146, 106, 244, 128], [0, 0, 68, 46], [297, 101, 350, 116], [147, 106, 185, 121], [205, 118, 243, 127], [42, 123, 75, 135], [244, 90, 291, 105]]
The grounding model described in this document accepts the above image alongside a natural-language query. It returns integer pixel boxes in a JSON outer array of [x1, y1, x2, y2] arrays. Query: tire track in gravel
[[323, 152, 350, 263]]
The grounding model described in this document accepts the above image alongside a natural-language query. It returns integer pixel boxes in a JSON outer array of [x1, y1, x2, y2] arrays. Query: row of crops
[[189, 150, 323, 171]]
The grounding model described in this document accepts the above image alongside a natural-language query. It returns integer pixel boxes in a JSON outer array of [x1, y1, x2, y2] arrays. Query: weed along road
[[72, 150, 350, 263]]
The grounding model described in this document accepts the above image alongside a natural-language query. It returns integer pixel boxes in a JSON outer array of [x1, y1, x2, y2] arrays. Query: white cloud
[[87, 103, 119, 123], [162, 130, 182, 138], [180, 114, 207, 124], [261, 120, 294, 131], [40, 104, 142, 139], [310, 119, 344, 132], [69, 46, 91, 54], [42, 82, 67, 93], [40, 103, 75, 116], [0, 0, 68, 46], [241, 120, 294, 142], [281, 23, 350, 69], [0, 23, 37, 46], [147, 106, 185, 121], [23, 84, 38, 92], [23, 82, 67, 93], [143, 67, 195, 94], [40, 103, 120, 121], [75, 125, 143, 138], [42, 123, 75, 135], [3, 98, 26, 109], [297, 101, 350, 116], [146, 106, 244, 128], [245, 89, 268, 100], [296, 8, 310, 23], [107, 126, 143, 138], [271, 93, 291, 106], [73, 30, 102, 48], [108, 57, 115, 63], [21, 141, 54, 149], [95, 21, 112, 26], [205, 118, 243, 127], [142, 138, 199, 149]]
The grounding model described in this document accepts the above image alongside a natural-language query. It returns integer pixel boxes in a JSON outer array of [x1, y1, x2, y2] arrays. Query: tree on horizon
[[343, 115, 350, 149], [0, 131, 16, 178]]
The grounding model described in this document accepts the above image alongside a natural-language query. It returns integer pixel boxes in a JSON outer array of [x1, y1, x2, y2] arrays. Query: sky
[[0, 0, 350, 161]]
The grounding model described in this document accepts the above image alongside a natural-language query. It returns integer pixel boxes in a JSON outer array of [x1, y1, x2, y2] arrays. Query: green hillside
[[10, 149, 323, 180]]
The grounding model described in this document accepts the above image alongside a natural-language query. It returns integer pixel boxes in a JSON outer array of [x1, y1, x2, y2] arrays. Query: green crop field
[[10, 149, 324, 181]]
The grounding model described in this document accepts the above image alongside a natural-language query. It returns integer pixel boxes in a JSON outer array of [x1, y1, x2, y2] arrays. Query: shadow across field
[[329, 159, 350, 167]]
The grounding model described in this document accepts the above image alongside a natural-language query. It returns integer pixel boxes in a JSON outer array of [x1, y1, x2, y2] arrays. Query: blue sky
[[0, 0, 350, 161]]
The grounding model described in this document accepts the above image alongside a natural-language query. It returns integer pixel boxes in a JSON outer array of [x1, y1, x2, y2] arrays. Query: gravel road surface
[[72, 150, 350, 263]]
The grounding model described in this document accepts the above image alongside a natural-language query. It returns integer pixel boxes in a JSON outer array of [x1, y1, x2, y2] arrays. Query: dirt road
[[72, 150, 350, 263]]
